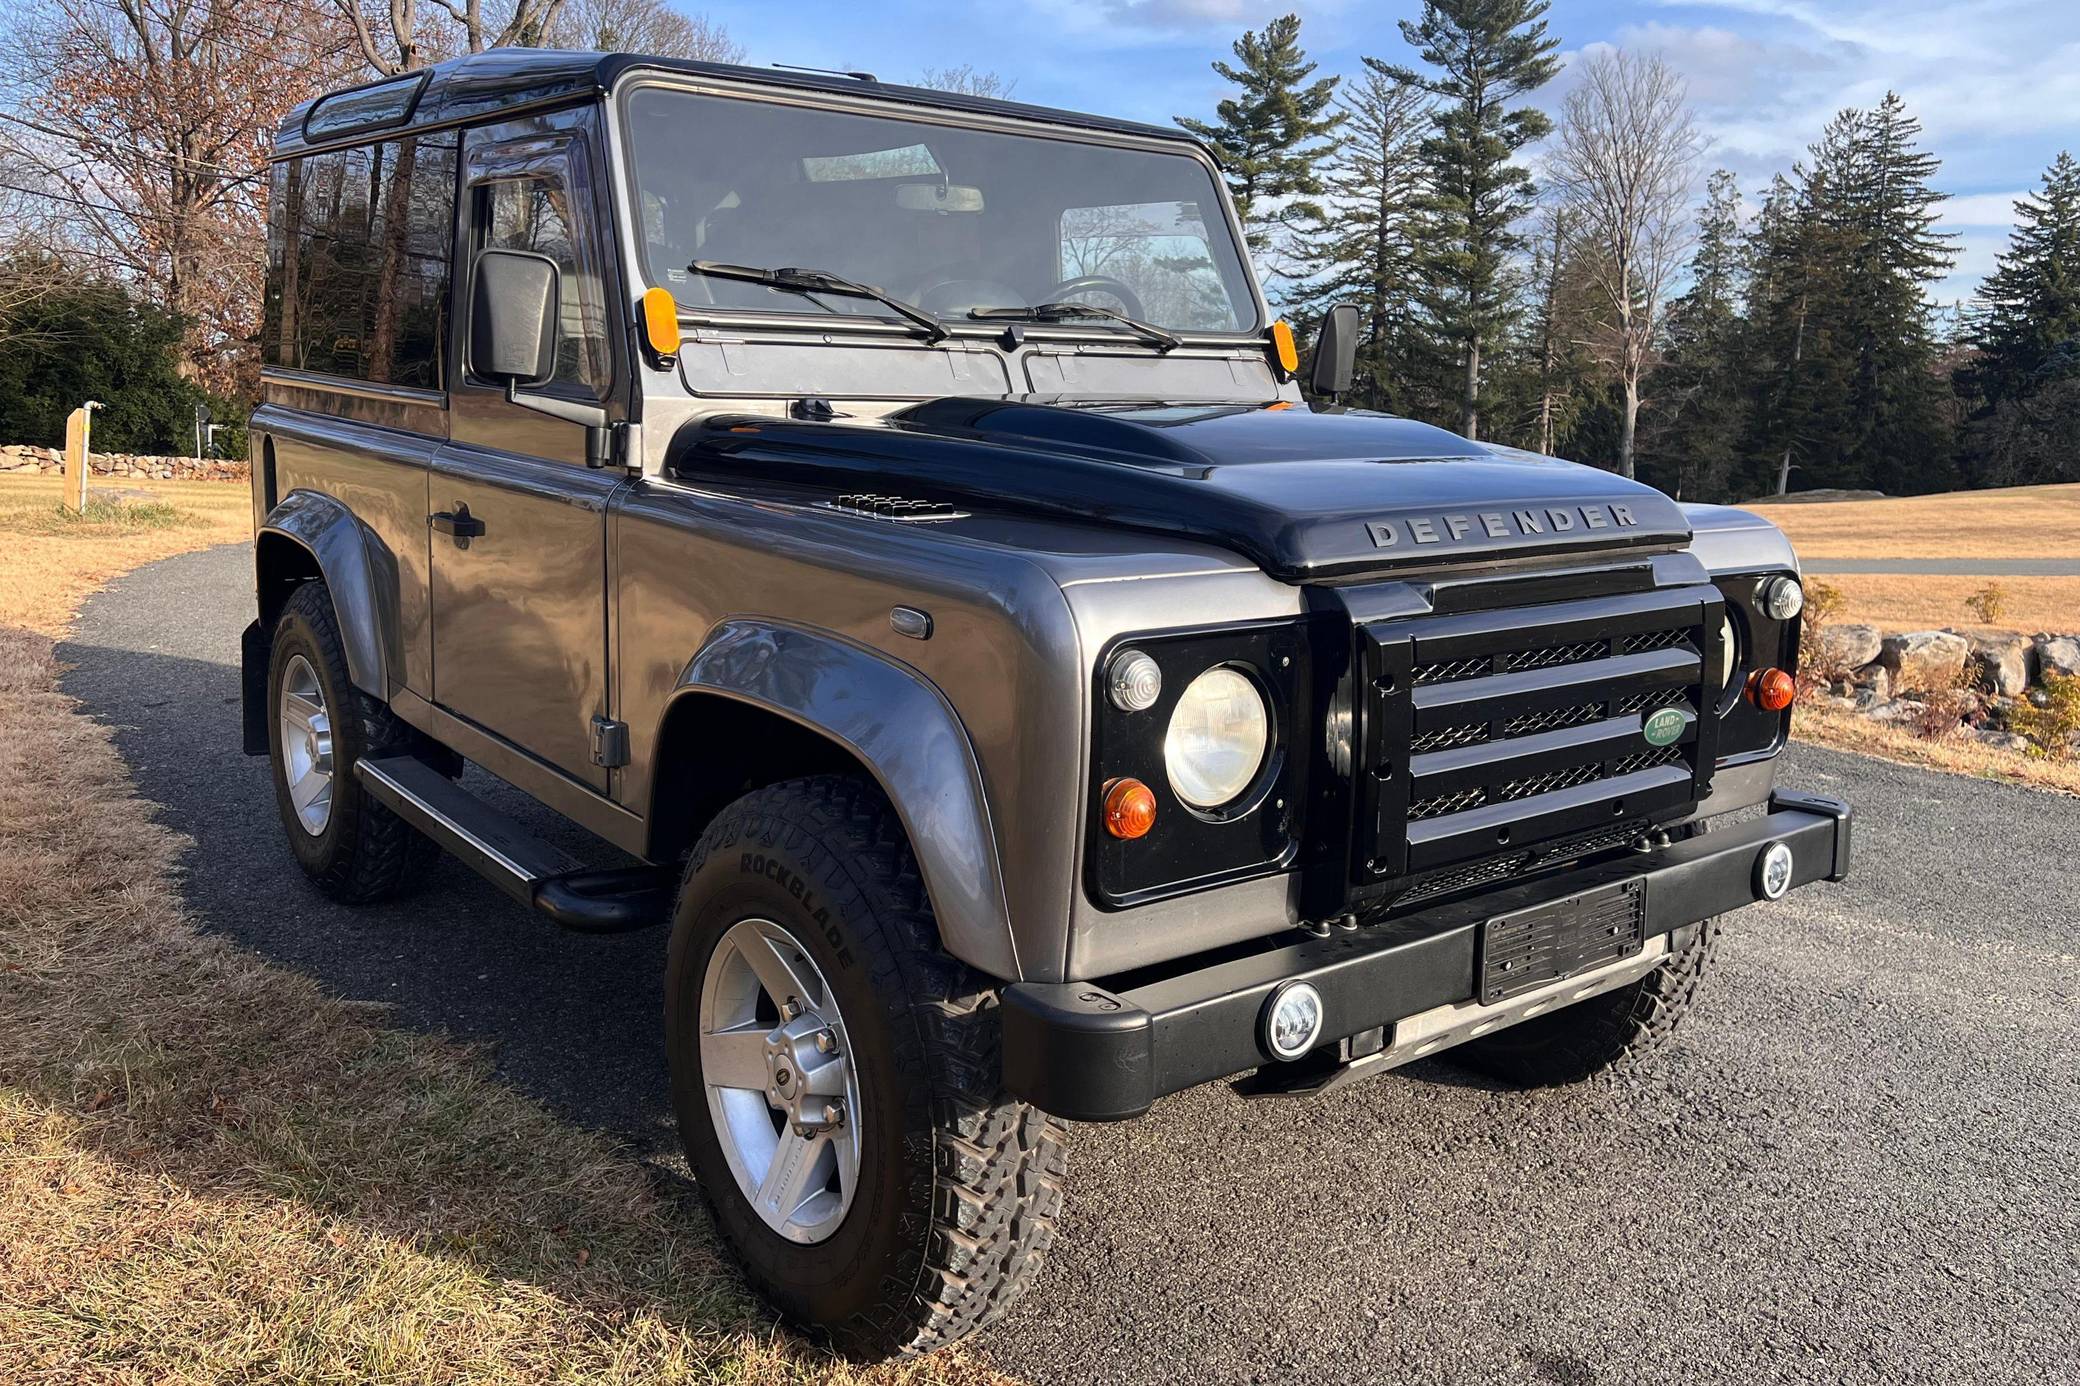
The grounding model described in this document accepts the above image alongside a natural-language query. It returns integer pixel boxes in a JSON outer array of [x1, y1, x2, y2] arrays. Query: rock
[[1881, 630, 1970, 694], [1867, 698, 1927, 723], [1815, 623, 1883, 671], [1848, 662, 1891, 702], [1969, 634, 2034, 696], [1972, 729, 2032, 753], [2036, 635, 2080, 681], [1851, 685, 1886, 712]]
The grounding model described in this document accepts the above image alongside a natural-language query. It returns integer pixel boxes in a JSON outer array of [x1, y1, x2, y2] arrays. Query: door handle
[[430, 506, 486, 540]]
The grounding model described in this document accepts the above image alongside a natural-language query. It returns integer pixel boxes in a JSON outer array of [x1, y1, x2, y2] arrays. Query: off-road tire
[[1450, 915, 1721, 1086], [267, 580, 438, 902], [665, 775, 1066, 1358]]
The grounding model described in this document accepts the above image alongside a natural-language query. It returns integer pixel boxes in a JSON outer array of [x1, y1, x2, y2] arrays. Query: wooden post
[[63, 406, 92, 514]]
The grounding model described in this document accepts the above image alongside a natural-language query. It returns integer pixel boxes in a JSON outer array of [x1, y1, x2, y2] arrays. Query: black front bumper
[[1004, 790, 1851, 1122]]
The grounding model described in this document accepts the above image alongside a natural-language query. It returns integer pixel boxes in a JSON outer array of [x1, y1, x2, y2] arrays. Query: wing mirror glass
[[470, 248, 561, 385], [1309, 302, 1359, 402]]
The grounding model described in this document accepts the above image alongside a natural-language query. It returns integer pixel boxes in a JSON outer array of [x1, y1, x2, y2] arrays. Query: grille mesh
[[1410, 721, 1491, 753], [1501, 639, 1608, 673], [1408, 785, 1486, 821], [1621, 628, 1691, 655], [1496, 762, 1606, 802], [1502, 701, 1605, 738], [1412, 655, 1492, 686]]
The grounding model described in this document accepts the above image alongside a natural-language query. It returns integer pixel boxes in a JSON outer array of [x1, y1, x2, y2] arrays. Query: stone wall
[[1812, 621, 2080, 755], [0, 443, 249, 483]]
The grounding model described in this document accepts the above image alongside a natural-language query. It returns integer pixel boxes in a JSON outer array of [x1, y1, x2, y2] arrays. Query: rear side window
[[263, 135, 458, 389]]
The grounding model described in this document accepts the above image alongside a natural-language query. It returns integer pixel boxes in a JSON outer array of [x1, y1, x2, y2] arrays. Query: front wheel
[[665, 776, 1065, 1357]]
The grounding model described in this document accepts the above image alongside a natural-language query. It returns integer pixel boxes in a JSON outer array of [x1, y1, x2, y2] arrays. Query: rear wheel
[[266, 580, 436, 902], [1450, 916, 1721, 1086], [665, 775, 1065, 1357]]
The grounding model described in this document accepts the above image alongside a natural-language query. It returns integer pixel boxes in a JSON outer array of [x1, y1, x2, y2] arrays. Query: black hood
[[670, 399, 1691, 580]]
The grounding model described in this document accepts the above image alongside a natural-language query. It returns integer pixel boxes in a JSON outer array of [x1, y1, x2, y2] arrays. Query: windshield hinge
[[591, 715, 630, 769]]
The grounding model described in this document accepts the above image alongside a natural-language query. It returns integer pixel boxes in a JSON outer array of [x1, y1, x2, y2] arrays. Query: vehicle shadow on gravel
[[56, 632, 687, 1161]]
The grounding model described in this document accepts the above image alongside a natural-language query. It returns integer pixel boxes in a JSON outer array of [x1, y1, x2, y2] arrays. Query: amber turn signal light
[[1102, 777, 1158, 840], [640, 286, 681, 364], [1748, 667, 1796, 711], [1269, 321, 1299, 375]]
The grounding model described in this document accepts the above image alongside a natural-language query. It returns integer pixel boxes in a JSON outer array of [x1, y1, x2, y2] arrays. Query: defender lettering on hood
[[1366, 503, 1644, 551]]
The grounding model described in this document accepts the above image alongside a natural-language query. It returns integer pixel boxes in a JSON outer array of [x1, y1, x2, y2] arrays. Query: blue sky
[[702, 0, 2080, 303]]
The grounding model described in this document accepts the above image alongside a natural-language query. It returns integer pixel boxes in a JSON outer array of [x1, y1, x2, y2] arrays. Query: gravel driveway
[[62, 543, 2079, 1385]]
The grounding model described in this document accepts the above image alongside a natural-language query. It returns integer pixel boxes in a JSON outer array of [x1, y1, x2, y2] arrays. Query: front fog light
[[1262, 981, 1324, 1061], [1756, 841, 1794, 900], [1760, 576, 1804, 622]]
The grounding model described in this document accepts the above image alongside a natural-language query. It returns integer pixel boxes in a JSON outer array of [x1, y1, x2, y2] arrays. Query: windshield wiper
[[968, 301, 1182, 352], [688, 260, 948, 343]]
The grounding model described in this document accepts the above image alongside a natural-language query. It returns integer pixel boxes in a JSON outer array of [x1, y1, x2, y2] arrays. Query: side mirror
[[1309, 302, 1359, 402], [468, 248, 613, 466], [470, 248, 560, 385]]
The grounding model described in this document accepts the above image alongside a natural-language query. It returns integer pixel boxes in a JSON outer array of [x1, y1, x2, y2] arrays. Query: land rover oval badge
[[1642, 707, 1686, 747]]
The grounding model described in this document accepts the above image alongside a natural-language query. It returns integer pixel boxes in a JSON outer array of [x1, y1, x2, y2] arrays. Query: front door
[[430, 113, 623, 789]]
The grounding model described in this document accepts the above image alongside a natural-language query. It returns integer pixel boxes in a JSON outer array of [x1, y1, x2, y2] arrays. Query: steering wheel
[[1043, 275, 1147, 321]]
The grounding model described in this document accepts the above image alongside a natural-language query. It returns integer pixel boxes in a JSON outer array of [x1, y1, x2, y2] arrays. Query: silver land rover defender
[[244, 50, 1852, 1357]]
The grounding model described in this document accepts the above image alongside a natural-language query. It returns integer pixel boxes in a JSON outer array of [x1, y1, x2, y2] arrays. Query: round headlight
[[1711, 612, 1739, 691], [1107, 648, 1163, 712], [1756, 841, 1794, 900], [1164, 666, 1270, 810], [1760, 576, 1804, 622]]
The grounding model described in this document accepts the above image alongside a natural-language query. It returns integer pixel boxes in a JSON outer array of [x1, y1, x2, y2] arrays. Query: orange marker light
[[1269, 321, 1299, 375], [1103, 777, 1158, 840], [641, 286, 681, 363], [1749, 667, 1797, 711]]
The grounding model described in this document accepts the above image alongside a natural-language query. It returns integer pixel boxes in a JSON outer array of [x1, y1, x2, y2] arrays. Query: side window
[[263, 135, 457, 387], [479, 176, 609, 395]]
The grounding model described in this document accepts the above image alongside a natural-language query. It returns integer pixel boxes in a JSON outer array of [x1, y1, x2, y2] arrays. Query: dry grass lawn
[[1747, 481, 2080, 560], [0, 479, 995, 1383], [1803, 573, 2080, 637], [0, 472, 252, 635]]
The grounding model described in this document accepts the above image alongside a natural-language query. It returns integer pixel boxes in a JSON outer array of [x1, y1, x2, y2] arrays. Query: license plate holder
[[1478, 876, 1646, 1005]]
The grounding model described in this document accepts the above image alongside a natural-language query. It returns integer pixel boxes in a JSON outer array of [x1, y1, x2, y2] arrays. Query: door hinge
[[591, 715, 630, 769]]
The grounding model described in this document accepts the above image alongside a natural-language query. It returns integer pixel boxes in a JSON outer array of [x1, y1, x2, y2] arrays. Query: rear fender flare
[[256, 488, 396, 700], [675, 619, 1020, 981]]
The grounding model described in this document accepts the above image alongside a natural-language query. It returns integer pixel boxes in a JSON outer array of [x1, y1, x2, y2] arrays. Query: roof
[[274, 49, 1203, 160]]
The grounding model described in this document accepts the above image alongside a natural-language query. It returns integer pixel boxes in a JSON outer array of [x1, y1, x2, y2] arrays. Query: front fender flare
[[258, 489, 397, 700], [677, 620, 1021, 981]]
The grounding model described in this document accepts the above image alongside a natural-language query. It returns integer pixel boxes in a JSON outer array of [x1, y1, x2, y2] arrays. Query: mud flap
[[240, 619, 269, 755]]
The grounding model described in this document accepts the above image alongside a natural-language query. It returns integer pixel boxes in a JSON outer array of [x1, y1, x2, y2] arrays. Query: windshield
[[619, 85, 1262, 335]]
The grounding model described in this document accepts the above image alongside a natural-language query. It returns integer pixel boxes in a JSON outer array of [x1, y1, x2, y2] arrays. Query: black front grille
[[1354, 585, 1722, 886]]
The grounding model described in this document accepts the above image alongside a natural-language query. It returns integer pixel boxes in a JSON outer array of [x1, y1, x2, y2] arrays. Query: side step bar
[[354, 754, 671, 933]]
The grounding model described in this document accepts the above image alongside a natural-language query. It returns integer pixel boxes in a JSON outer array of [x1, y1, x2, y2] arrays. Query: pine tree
[[1963, 151, 2080, 484], [1642, 170, 1749, 499], [1740, 169, 1852, 496], [1281, 64, 1429, 412], [1376, 0, 1561, 440], [1835, 93, 1958, 491], [1970, 151, 2080, 406], [1176, 14, 1343, 256]]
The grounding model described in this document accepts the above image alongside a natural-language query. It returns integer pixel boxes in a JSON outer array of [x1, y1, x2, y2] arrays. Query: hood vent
[[824, 492, 969, 523]]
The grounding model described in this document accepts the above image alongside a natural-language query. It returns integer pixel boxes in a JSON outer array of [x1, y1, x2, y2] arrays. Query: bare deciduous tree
[[917, 64, 1016, 99], [3, 0, 355, 392], [1548, 49, 1702, 477], [545, 0, 744, 61], [332, 0, 569, 75]]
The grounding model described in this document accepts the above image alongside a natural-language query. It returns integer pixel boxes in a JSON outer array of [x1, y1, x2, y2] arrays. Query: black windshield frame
[[611, 78, 1266, 340]]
